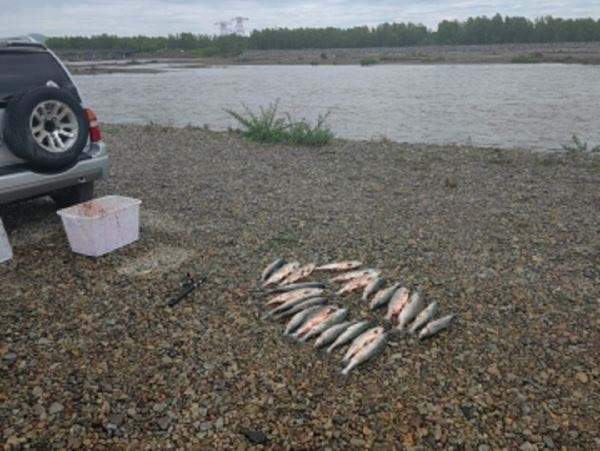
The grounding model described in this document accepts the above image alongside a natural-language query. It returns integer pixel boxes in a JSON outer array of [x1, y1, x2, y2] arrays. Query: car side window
[[0, 52, 78, 101]]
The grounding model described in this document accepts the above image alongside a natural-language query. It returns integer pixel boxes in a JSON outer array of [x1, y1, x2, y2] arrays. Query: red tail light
[[85, 108, 102, 143]]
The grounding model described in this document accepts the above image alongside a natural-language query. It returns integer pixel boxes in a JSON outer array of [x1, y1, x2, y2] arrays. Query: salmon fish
[[384, 286, 410, 321], [265, 288, 324, 307], [342, 326, 385, 364], [273, 297, 327, 320], [279, 263, 316, 286], [315, 261, 362, 272], [313, 321, 353, 349], [297, 308, 349, 342], [290, 307, 343, 341], [369, 282, 400, 310], [262, 261, 300, 287], [263, 295, 324, 319], [330, 269, 380, 283], [336, 273, 378, 296], [341, 332, 388, 376], [408, 301, 438, 334], [362, 277, 386, 301], [397, 289, 425, 330], [260, 258, 286, 282], [263, 282, 326, 295], [284, 306, 327, 336], [418, 314, 455, 340], [326, 320, 371, 354]]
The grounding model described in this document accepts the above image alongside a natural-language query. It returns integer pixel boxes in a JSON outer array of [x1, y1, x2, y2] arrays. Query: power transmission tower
[[214, 21, 230, 36], [231, 17, 249, 35]]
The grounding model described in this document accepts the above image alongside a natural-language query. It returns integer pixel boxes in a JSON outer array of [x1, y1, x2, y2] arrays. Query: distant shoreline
[[62, 42, 600, 74]]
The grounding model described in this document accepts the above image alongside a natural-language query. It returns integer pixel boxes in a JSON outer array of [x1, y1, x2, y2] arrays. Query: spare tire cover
[[2, 86, 89, 170]]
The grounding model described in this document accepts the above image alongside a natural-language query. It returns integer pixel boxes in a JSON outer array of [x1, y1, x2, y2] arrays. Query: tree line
[[47, 14, 600, 55]]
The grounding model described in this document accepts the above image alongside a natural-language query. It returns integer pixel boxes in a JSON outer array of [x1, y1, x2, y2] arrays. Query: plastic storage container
[[0, 218, 13, 263], [57, 195, 141, 257]]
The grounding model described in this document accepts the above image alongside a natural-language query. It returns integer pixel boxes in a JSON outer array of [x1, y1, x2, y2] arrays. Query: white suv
[[0, 37, 109, 207]]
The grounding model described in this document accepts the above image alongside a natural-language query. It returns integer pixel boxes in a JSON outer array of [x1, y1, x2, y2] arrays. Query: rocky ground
[[62, 42, 600, 71], [234, 42, 600, 65], [1, 125, 599, 449]]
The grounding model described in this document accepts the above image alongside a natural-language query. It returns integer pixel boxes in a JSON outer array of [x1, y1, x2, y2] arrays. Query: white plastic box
[[57, 195, 141, 257], [0, 218, 13, 263]]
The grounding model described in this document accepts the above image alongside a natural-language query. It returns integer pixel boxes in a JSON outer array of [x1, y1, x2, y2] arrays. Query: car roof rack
[[0, 36, 47, 49]]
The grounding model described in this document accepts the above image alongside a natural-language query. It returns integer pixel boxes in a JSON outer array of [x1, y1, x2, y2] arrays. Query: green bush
[[562, 134, 600, 154], [226, 101, 334, 146]]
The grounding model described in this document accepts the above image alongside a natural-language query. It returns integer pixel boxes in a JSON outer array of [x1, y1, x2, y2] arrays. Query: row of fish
[[256, 258, 456, 375]]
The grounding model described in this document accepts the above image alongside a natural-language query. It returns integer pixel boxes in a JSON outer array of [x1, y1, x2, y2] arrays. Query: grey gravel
[[0, 125, 598, 449]]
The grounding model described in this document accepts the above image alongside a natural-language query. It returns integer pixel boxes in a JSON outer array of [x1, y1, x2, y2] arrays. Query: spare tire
[[2, 87, 89, 170]]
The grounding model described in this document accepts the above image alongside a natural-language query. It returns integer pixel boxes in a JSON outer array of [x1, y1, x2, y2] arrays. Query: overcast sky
[[1, 0, 599, 37]]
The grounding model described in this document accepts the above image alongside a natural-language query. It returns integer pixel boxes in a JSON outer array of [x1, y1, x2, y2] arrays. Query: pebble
[[34, 404, 47, 420], [153, 402, 167, 413], [48, 402, 64, 415], [241, 429, 267, 445], [350, 438, 366, 447], [157, 417, 170, 430], [543, 436, 554, 448], [2, 352, 17, 362], [576, 372, 588, 384], [333, 415, 348, 426], [108, 413, 125, 427], [487, 363, 500, 377]]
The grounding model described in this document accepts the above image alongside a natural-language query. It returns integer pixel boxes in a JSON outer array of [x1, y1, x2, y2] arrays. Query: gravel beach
[[1, 125, 599, 449]]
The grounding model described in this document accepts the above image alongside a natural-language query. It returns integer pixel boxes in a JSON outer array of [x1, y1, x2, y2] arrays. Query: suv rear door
[[0, 49, 80, 166]]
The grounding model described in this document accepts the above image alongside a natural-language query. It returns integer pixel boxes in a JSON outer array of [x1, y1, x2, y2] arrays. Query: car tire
[[3, 87, 89, 170], [50, 182, 95, 208]]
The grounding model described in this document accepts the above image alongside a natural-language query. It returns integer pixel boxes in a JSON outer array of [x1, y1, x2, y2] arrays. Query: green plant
[[562, 134, 600, 154], [225, 100, 334, 146], [360, 58, 377, 66]]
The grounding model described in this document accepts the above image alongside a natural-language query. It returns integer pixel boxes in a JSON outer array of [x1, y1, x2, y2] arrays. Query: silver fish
[[418, 314, 455, 340], [262, 261, 300, 287], [279, 263, 316, 286], [326, 320, 371, 354], [342, 326, 385, 364], [336, 273, 378, 296], [313, 321, 353, 349], [284, 306, 327, 335], [263, 282, 326, 295], [315, 260, 362, 272], [260, 258, 286, 282], [330, 269, 380, 283], [341, 332, 388, 376], [408, 301, 438, 334], [297, 308, 349, 342], [273, 297, 327, 320], [292, 306, 343, 341], [362, 277, 386, 301], [263, 295, 324, 320], [265, 288, 324, 307], [384, 286, 410, 321], [397, 289, 425, 330], [369, 282, 400, 310]]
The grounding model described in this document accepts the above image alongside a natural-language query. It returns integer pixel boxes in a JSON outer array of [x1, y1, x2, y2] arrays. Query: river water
[[74, 63, 600, 150]]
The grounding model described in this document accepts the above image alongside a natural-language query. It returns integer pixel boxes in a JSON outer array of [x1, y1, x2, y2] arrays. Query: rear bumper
[[0, 153, 110, 204]]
